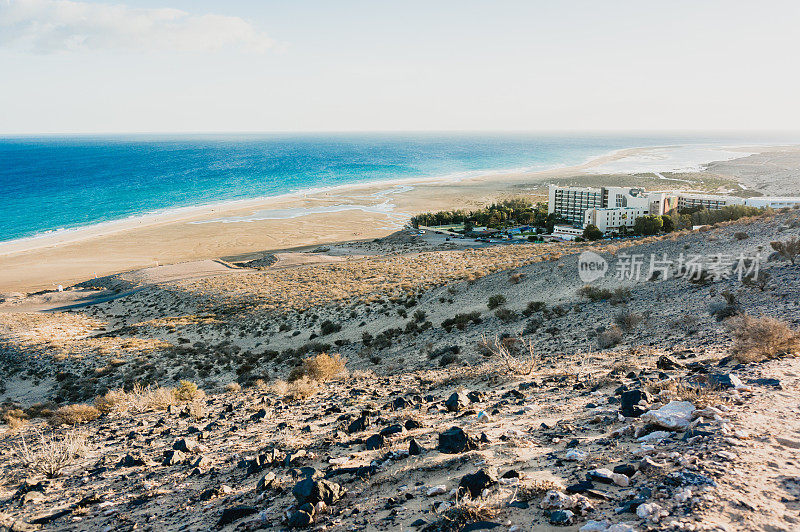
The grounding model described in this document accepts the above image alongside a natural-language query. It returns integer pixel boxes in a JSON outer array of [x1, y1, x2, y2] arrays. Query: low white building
[[584, 206, 651, 234], [743, 197, 800, 209], [676, 193, 744, 210], [551, 224, 585, 240]]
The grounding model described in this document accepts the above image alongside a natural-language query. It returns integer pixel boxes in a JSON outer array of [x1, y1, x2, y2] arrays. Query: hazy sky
[[1, 0, 799, 134]]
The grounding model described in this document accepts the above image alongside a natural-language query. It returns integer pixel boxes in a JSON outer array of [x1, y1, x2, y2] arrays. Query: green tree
[[660, 215, 675, 233], [583, 224, 604, 241], [634, 215, 663, 235]]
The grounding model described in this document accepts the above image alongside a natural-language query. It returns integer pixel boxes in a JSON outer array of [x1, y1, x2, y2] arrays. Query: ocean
[[0, 132, 796, 243]]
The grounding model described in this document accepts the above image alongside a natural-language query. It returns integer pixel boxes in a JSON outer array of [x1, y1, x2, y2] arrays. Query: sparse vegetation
[[614, 309, 643, 331], [14, 429, 87, 478], [771, 236, 800, 264], [442, 311, 482, 332], [487, 294, 507, 310], [730, 315, 800, 362], [289, 352, 347, 382], [50, 404, 101, 426], [578, 285, 631, 304], [480, 335, 537, 375], [597, 325, 624, 348], [494, 308, 519, 323], [173, 380, 203, 402]]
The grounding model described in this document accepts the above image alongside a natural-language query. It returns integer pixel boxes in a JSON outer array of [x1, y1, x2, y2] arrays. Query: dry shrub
[[94, 384, 175, 414], [1, 408, 27, 431], [50, 404, 101, 426], [515, 478, 562, 501], [730, 315, 800, 362], [289, 353, 347, 383], [614, 309, 643, 331], [771, 237, 800, 264], [284, 376, 318, 402], [94, 389, 128, 413], [14, 429, 87, 478], [597, 325, 623, 349], [270, 379, 289, 397], [173, 380, 203, 402], [225, 382, 242, 393], [480, 335, 537, 375]]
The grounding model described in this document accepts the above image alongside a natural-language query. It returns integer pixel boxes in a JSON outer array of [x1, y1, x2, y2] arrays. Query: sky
[[1, 0, 799, 134]]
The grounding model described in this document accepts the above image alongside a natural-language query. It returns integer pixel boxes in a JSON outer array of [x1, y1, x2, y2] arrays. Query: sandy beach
[[1, 144, 799, 293]]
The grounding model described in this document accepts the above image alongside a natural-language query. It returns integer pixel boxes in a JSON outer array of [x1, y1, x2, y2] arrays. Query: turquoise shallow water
[[0, 132, 795, 243]]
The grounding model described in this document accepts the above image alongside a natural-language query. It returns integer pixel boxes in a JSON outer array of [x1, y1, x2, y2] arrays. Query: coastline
[[0, 143, 793, 293], [0, 145, 649, 258]]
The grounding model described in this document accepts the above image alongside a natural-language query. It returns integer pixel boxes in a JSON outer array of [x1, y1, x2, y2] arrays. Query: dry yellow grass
[[289, 353, 347, 382], [94, 384, 176, 414], [283, 376, 318, 402], [184, 240, 642, 313], [50, 404, 101, 426]]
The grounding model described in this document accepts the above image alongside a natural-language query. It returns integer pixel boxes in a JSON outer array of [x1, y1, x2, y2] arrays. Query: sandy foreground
[[2, 144, 800, 294]]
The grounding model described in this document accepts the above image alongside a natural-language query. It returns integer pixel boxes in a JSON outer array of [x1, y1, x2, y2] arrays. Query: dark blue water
[[0, 132, 794, 243]]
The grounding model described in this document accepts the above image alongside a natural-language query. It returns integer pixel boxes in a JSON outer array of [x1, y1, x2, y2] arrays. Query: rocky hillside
[[1, 210, 800, 531]]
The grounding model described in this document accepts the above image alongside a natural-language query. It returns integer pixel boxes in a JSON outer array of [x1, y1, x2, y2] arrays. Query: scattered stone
[[408, 439, 424, 456], [637, 430, 671, 442], [292, 478, 345, 506], [379, 424, 405, 437], [612, 464, 636, 477], [641, 401, 695, 430], [426, 485, 447, 497], [467, 390, 485, 403], [347, 414, 371, 434], [117, 454, 146, 468], [173, 438, 200, 453], [445, 391, 470, 412], [619, 389, 651, 418], [549, 509, 574, 525], [540, 491, 574, 510], [565, 450, 588, 461], [287, 503, 315, 528], [587, 469, 629, 487], [257, 472, 277, 492], [218, 505, 258, 526], [656, 355, 682, 370], [162, 450, 186, 466], [458, 469, 497, 498], [709, 373, 744, 390], [365, 433, 386, 450], [636, 502, 667, 522], [437, 426, 478, 454]]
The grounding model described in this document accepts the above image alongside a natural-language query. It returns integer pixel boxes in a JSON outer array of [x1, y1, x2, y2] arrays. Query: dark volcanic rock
[[365, 433, 386, 450], [458, 469, 497, 498], [437, 426, 478, 454], [347, 414, 371, 434], [548, 510, 574, 525], [709, 373, 743, 390], [445, 391, 470, 412], [292, 478, 345, 506], [613, 464, 636, 477], [619, 389, 651, 417], [657, 355, 683, 370], [117, 454, 146, 468], [162, 450, 186, 466], [218, 505, 257, 526], [408, 439, 424, 456], [379, 424, 405, 437], [256, 471, 277, 492]]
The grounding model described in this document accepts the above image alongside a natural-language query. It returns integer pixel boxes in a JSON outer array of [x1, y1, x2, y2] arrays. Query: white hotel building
[[548, 185, 800, 235]]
